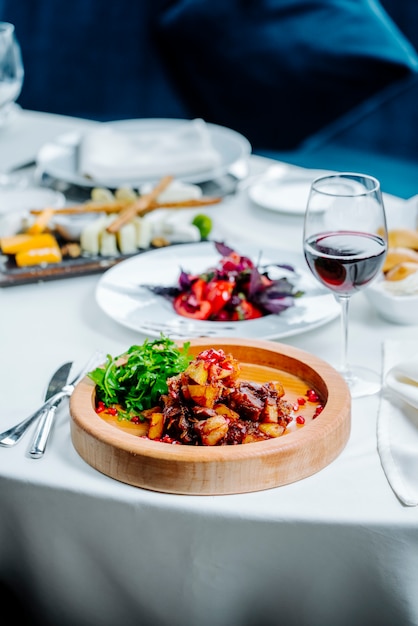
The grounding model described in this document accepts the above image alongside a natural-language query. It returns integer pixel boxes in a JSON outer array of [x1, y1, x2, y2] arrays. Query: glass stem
[[338, 295, 351, 379]]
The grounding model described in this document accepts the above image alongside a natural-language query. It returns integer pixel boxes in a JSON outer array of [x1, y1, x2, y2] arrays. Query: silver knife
[[0, 362, 73, 448], [0, 351, 104, 448], [28, 361, 73, 458]]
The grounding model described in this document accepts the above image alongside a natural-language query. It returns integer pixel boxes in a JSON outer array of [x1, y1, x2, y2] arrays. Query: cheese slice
[[80, 216, 109, 255], [0, 233, 58, 255], [15, 244, 62, 267], [100, 216, 119, 256], [100, 231, 118, 256], [132, 217, 152, 249], [117, 222, 137, 254]]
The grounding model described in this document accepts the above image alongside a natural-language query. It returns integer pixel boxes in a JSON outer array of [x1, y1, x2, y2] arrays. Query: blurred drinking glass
[[0, 22, 24, 127]]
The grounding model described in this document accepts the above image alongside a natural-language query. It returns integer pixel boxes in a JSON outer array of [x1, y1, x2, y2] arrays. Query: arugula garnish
[[88, 336, 192, 415]]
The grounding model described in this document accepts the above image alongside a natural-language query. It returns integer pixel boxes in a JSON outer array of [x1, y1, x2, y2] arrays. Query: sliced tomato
[[205, 280, 234, 316], [173, 294, 212, 320], [190, 277, 207, 301], [213, 309, 234, 322], [231, 300, 264, 321]]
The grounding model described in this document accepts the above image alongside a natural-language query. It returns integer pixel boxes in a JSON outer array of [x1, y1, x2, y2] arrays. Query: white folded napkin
[[78, 118, 222, 182], [378, 340, 418, 506]]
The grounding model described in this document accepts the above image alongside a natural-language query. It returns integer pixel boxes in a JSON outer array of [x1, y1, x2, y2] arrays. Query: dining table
[[1, 108, 418, 626]]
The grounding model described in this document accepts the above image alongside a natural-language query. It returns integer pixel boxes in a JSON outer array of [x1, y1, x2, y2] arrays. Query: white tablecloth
[[1, 110, 418, 626]]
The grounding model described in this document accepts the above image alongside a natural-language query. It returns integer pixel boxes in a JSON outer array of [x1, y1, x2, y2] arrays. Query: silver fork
[[0, 350, 105, 448]]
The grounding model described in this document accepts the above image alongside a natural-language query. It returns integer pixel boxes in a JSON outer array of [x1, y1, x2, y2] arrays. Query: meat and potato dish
[[95, 346, 323, 446]]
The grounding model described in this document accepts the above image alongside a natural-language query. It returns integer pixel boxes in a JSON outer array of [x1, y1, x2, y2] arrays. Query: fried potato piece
[[259, 423, 286, 438], [185, 360, 208, 385], [148, 412, 165, 440], [261, 398, 280, 423], [214, 403, 240, 421], [187, 384, 221, 408], [197, 415, 229, 446]]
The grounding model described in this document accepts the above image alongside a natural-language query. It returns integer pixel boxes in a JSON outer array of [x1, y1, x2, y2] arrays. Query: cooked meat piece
[[223, 420, 247, 445], [275, 398, 294, 426], [228, 382, 265, 421], [161, 395, 196, 444], [192, 406, 218, 420], [166, 374, 183, 399]]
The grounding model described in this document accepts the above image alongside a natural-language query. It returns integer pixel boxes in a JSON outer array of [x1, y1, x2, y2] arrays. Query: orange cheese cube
[[15, 245, 62, 267], [0, 233, 58, 255]]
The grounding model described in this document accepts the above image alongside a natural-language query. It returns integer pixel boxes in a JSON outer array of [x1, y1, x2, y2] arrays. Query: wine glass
[[0, 22, 24, 127], [303, 172, 388, 398]]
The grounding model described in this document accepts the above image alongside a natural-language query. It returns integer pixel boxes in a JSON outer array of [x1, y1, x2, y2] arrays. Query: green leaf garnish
[[88, 335, 192, 414]]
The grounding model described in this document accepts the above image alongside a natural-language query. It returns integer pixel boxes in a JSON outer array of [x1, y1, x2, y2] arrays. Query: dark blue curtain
[[1, 0, 417, 151]]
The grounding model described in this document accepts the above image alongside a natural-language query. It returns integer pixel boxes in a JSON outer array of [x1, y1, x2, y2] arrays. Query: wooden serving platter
[[69, 338, 351, 495]]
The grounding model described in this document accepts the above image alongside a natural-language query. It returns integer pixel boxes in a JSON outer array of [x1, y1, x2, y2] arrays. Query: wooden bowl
[[70, 338, 351, 495]]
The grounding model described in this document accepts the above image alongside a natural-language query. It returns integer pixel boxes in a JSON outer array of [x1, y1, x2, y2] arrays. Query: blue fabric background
[[0, 0, 417, 153], [157, 0, 418, 150]]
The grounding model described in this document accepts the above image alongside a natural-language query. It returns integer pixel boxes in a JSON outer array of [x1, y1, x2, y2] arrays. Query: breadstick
[[141, 195, 222, 213], [30, 199, 131, 216], [106, 175, 174, 234], [27, 207, 56, 234], [30, 195, 222, 217]]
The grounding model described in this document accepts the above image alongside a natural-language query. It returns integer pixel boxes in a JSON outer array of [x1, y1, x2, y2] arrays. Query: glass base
[[0, 102, 21, 128], [339, 365, 382, 399]]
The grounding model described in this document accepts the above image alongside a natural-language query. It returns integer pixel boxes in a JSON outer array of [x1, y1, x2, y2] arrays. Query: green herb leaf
[[88, 336, 192, 414]]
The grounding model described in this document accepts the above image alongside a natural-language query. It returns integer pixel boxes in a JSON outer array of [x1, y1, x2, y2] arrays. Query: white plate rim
[[0, 187, 65, 214], [95, 241, 340, 340], [248, 168, 334, 215], [37, 118, 252, 189]]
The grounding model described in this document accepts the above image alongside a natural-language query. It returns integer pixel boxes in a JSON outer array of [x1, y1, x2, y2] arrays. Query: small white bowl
[[52, 213, 105, 241], [0, 187, 65, 213], [0, 187, 66, 237], [365, 276, 418, 325]]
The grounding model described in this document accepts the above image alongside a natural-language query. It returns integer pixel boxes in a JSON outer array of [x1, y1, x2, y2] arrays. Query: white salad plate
[[95, 241, 340, 340], [248, 168, 333, 215], [36, 118, 252, 190]]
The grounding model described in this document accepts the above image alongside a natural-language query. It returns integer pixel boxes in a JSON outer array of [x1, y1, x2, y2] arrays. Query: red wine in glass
[[304, 231, 386, 296], [303, 172, 388, 398]]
